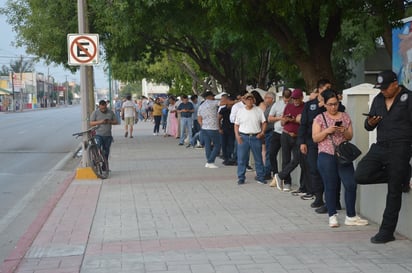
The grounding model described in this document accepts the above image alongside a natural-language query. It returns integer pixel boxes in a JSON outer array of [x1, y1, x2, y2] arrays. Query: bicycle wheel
[[88, 144, 109, 179]]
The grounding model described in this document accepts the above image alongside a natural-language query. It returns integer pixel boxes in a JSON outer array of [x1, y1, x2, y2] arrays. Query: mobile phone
[[362, 113, 373, 117], [335, 121, 342, 126]]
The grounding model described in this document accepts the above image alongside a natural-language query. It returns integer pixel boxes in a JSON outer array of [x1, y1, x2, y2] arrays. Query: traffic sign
[[67, 34, 99, 65]]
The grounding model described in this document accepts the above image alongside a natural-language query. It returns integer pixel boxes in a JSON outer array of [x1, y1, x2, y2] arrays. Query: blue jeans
[[179, 117, 192, 144], [202, 129, 221, 163], [237, 134, 265, 181], [317, 152, 357, 217], [192, 120, 201, 136], [94, 135, 113, 160], [115, 110, 121, 124]]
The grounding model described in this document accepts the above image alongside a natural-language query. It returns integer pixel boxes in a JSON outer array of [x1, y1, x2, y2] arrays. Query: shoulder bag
[[321, 113, 361, 165]]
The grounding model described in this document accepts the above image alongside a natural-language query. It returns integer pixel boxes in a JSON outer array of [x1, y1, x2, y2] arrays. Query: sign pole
[[78, 0, 90, 167]]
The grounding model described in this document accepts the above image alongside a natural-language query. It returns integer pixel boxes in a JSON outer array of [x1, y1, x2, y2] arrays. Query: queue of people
[[98, 70, 411, 243]]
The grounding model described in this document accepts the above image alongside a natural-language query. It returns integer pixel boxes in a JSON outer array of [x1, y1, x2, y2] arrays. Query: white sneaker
[[274, 173, 283, 191], [345, 215, 368, 226], [329, 214, 339, 228], [205, 163, 218, 168], [283, 184, 291, 192]]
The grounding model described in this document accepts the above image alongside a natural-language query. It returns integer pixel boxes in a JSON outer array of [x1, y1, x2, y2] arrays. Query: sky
[[0, 0, 108, 89]]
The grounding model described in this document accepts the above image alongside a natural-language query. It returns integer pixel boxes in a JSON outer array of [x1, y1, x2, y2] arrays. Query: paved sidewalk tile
[[10, 121, 412, 273]]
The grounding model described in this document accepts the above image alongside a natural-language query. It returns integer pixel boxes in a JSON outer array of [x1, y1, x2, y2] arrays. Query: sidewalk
[[3, 121, 412, 273]]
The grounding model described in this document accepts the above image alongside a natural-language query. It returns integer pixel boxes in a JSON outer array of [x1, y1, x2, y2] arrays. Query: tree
[[1, 0, 78, 69], [119, 82, 142, 99], [0, 65, 10, 76], [90, 0, 282, 94], [207, 1, 412, 90], [9, 57, 34, 74], [2, 0, 411, 93]]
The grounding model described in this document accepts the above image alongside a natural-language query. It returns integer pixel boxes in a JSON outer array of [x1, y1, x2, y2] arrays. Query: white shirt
[[122, 100, 136, 118], [235, 105, 266, 134], [229, 101, 245, 123], [269, 99, 287, 134]]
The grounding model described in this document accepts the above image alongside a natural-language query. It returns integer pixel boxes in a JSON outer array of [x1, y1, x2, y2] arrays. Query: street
[[0, 105, 83, 264]]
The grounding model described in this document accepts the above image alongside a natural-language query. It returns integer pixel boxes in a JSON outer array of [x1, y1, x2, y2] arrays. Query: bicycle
[[72, 125, 109, 179]]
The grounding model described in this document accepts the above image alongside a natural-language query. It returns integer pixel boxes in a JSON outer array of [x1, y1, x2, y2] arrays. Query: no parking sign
[[67, 34, 99, 65]]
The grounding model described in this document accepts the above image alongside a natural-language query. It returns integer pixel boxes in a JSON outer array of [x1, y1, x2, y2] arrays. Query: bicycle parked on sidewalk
[[72, 126, 109, 179]]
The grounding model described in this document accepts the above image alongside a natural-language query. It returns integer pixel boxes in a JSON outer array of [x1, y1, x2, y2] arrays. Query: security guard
[[355, 70, 412, 244]]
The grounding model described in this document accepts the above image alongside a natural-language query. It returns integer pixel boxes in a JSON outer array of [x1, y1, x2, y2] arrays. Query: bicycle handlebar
[[72, 125, 100, 137]]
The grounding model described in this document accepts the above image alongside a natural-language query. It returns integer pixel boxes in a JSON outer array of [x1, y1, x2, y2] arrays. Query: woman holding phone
[[312, 89, 368, 228]]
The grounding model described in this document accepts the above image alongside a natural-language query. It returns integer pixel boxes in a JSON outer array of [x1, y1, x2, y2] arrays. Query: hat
[[291, 89, 303, 98], [202, 91, 215, 98], [227, 94, 236, 101], [98, 100, 107, 105], [374, 70, 397, 90]]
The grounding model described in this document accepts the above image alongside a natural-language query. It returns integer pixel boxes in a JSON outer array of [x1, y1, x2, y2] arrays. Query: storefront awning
[[0, 87, 12, 95]]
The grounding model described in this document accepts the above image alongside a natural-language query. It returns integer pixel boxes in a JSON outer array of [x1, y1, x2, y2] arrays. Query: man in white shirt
[[121, 95, 137, 138], [234, 93, 267, 184]]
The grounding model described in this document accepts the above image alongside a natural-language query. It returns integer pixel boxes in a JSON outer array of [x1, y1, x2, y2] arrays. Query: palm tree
[[10, 58, 34, 74], [9, 58, 34, 111]]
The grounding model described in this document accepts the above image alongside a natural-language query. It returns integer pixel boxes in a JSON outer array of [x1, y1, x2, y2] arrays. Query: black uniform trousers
[[355, 142, 411, 236]]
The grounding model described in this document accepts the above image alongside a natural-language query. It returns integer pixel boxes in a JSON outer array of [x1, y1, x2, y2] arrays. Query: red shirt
[[283, 102, 305, 134]]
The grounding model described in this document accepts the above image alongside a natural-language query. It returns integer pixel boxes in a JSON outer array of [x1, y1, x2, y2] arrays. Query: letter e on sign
[[67, 34, 99, 65]]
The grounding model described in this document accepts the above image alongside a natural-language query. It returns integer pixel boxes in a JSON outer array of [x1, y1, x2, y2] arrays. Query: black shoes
[[301, 194, 315, 200], [310, 200, 324, 208], [315, 205, 327, 214], [222, 160, 237, 166], [370, 233, 395, 244], [237, 180, 245, 185], [255, 176, 267, 184], [263, 175, 273, 180]]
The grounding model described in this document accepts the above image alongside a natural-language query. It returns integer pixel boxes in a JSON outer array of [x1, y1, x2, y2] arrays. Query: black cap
[[202, 91, 215, 98], [374, 70, 397, 90]]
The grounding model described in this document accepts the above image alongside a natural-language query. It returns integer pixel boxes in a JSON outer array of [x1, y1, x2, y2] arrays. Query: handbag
[[321, 113, 361, 165], [335, 141, 362, 165]]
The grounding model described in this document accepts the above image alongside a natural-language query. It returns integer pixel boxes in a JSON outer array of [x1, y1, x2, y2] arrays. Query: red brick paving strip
[[0, 173, 75, 273]]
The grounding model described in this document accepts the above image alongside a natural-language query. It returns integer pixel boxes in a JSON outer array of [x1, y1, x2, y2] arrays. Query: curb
[[0, 171, 76, 273]]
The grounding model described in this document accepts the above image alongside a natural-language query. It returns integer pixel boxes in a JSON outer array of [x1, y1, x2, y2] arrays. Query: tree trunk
[[292, 47, 335, 92]]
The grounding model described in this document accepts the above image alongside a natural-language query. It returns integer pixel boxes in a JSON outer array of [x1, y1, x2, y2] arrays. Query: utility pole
[[65, 75, 69, 105], [20, 55, 23, 112], [11, 71, 15, 112], [78, 0, 95, 167], [108, 63, 112, 107]]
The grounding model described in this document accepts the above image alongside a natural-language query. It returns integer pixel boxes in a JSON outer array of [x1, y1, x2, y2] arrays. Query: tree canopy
[[2, 0, 411, 94]]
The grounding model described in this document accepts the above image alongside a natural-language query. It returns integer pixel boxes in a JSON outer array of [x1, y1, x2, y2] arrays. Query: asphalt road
[[0, 105, 83, 264]]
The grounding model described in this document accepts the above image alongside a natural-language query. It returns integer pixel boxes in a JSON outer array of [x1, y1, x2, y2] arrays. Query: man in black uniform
[[355, 70, 412, 244], [298, 79, 344, 213]]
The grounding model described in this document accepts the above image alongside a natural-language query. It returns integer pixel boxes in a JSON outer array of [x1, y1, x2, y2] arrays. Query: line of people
[[182, 73, 410, 241], [107, 71, 410, 241]]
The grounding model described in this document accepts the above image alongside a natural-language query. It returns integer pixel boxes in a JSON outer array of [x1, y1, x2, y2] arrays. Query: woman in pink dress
[[165, 96, 178, 137]]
